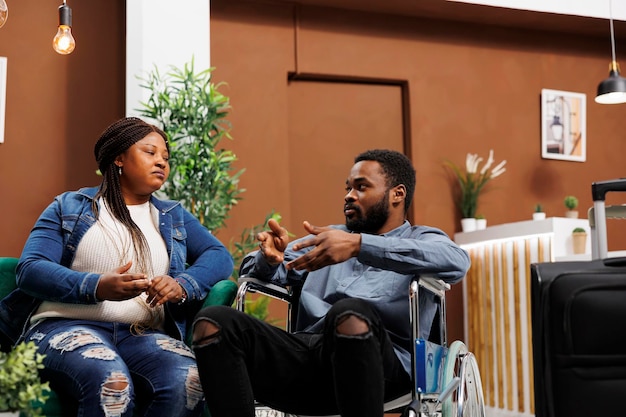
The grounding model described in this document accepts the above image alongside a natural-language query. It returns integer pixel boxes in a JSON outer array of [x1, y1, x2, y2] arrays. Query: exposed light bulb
[[53, 25, 75, 54], [52, 3, 75, 55], [0, 0, 8, 29]]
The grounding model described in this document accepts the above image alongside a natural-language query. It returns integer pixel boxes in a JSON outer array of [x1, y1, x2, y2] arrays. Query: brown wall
[[2, 0, 626, 344], [209, 0, 626, 341], [0, 0, 125, 256]]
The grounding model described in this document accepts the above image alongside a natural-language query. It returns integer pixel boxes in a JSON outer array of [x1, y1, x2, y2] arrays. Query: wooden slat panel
[[463, 233, 562, 415], [525, 239, 535, 414], [513, 242, 524, 412], [501, 242, 513, 410], [493, 243, 504, 409], [484, 245, 494, 406]]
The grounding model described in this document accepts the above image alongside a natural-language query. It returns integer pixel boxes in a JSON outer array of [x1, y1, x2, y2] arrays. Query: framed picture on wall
[[541, 88, 586, 162]]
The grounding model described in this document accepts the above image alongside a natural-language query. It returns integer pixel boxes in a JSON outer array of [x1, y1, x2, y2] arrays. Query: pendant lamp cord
[[610, 0, 617, 63]]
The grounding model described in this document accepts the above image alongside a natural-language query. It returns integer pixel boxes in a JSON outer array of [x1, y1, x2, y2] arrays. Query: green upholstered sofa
[[0, 257, 237, 417]]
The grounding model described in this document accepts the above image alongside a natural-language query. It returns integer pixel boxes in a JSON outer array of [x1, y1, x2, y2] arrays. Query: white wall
[[125, 0, 210, 117], [124, 0, 625, 117], [447, 0, 626, 21]]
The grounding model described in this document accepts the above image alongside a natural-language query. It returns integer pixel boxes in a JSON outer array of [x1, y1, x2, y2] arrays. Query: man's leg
[[323, 298, 411, 417], [192, 306, 339, 417]]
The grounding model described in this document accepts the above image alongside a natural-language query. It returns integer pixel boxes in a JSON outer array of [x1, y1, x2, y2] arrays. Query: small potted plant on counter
[[564, 195, 579, 218], [533, 203, 546, 220], [572, 227, 587, 254], [475, 214, 487, 230]]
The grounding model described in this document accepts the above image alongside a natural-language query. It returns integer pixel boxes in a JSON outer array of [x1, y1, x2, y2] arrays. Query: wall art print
[[541, 88, 586, 162]]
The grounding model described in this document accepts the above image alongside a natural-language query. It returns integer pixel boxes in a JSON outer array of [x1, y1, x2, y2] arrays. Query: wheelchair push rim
[[441, 341, 485, 417]]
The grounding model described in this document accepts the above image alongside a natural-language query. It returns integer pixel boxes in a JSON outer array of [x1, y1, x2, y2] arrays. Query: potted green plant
[[136, 58, 243, 233], [475, 214, 487, 230], [136, 59, 281, 321], [533, 203, 546, 220], [0, 341, 50, 417], [572, 227, 587, 254], [444, 149, 506, 232], [564, 195, 579, 218]]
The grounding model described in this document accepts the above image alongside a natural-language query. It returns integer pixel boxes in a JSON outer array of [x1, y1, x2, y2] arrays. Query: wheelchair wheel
[[441, 341, 485, 417]]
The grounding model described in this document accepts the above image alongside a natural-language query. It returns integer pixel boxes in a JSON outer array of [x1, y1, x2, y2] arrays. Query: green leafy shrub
[[0, 341, 49, 416], [136, 59, 285, 321], [137, 58, 243, 233]]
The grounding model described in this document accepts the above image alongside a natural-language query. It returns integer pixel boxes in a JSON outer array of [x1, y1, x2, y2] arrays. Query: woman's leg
[[115, 325, 204, 417], [26, 319, 135, 417]]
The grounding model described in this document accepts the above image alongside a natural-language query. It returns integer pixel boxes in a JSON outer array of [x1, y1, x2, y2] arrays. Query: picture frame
[[541, 88, 586, 162]]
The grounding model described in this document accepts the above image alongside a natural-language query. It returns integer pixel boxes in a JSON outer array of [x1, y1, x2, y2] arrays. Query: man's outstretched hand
[[257, 218, 290, 265], [287, 221, 361, 272]]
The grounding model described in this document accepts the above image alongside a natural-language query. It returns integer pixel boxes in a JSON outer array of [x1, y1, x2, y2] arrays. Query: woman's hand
[[146, 275, 186, 307], [96, 261, 150, 301]]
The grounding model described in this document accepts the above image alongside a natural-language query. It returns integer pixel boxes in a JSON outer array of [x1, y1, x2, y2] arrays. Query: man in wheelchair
[[192, 149, 470, 417]]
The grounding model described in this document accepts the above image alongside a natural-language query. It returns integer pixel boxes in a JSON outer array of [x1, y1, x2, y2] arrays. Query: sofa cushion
[[0, 257, 18, 299]]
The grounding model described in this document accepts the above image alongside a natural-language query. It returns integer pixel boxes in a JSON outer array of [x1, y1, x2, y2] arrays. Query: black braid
[[92, 117, 169, 275]]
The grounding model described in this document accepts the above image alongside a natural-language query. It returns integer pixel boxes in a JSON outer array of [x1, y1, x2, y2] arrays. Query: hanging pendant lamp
[[595, 0, 626, 104]]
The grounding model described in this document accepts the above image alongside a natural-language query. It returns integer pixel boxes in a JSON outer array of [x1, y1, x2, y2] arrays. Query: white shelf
[[454, 217, 590, 258]]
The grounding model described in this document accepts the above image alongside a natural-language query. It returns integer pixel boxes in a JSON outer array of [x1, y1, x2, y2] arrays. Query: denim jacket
[[0, 187, 233, 347]]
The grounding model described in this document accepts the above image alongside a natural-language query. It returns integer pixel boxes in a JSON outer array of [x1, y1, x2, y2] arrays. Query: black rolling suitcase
[[531, 179, 626, 417]]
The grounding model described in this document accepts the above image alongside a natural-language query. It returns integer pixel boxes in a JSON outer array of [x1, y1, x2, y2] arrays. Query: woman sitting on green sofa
[[0, 117, 233, 417]]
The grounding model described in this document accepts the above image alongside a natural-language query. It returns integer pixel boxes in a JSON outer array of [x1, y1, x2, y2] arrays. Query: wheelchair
[[236, 275, 485, 417]]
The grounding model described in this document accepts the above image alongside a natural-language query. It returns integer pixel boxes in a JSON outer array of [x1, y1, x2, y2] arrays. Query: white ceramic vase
[[475, 218, 487, 230], [533, 212, 546, 220], [461, 218, 477, 232]]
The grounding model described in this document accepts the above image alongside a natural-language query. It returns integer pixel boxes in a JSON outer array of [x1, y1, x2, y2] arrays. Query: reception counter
[[454, 217, 590, 417]]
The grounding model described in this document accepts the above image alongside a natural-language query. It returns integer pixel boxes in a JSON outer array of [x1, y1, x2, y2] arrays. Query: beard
[[345, 193, 389, 234]]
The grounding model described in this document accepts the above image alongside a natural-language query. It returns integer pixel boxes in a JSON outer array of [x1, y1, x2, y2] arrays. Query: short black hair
[[354, 149, 416, 213]]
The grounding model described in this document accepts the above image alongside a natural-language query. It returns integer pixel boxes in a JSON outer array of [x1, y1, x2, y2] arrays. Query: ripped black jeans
[[191, 298, 411, 417]]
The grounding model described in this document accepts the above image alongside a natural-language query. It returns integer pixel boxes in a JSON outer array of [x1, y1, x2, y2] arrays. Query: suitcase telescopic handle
[[591, 179, 626, 201]]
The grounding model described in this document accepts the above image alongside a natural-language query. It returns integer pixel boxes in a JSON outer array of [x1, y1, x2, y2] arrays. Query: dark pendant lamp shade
[[596, 62, 626, 104], [595, 1, 626, 104]]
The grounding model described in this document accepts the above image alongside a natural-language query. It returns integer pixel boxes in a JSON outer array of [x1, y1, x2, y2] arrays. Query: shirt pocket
[[344, 268, 406, 300]]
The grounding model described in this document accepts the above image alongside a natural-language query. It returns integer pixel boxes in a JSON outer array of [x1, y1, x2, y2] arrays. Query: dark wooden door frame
[[287, 72, 414, 223]]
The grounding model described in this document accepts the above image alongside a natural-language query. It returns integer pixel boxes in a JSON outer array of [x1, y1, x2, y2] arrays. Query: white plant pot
[[461, 218, 477, 232], [0, 412, 20, 417], [565, 210, 578, 219], [475, 218, 487, 230], [533, 212, 546, 220]]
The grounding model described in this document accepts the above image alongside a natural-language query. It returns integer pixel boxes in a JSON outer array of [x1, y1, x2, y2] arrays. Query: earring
[[118, 166, 122, 176]]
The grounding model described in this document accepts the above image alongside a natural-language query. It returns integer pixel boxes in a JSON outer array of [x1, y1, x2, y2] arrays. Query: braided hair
[[93, 117, 169, 276]]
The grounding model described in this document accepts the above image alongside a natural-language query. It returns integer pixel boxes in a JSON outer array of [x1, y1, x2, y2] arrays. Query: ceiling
[[290, 0, 626, 39]]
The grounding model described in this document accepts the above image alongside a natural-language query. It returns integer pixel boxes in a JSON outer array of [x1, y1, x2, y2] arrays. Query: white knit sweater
[[31, 200, 170, 328]]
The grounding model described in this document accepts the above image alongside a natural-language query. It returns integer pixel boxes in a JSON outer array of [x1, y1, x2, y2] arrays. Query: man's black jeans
[[192, 298, 411, 417]]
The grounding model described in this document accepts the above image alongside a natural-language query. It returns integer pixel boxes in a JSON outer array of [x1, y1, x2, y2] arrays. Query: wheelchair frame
[[236, 276, 485, 417]]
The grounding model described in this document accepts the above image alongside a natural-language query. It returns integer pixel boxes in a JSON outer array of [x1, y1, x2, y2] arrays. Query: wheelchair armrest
[[417, 277, 450, 298], [236, 276, 293, 312], [410, 276, 451, 351]]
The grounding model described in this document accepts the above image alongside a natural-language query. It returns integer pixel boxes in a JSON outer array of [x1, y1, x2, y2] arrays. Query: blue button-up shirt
[[240, 220, 470, 375]]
